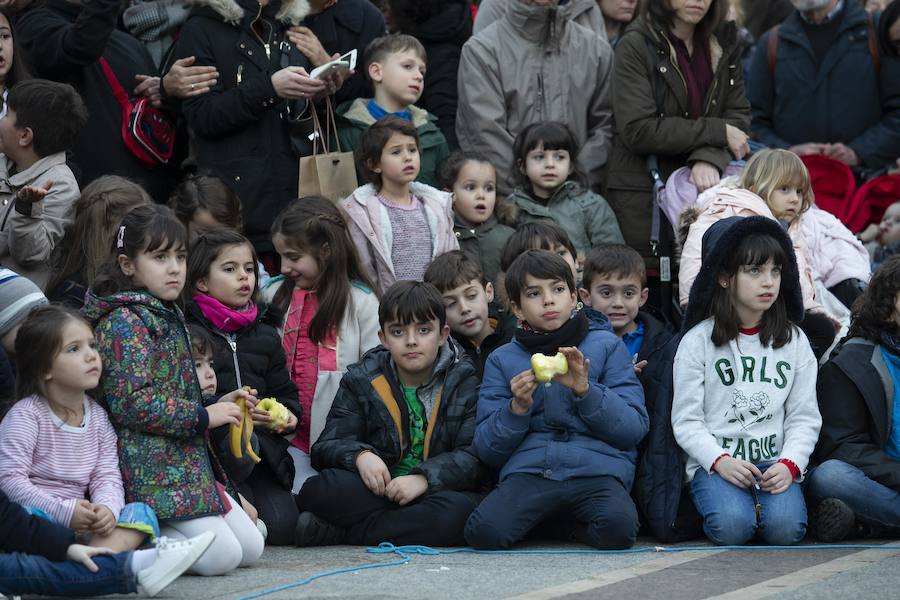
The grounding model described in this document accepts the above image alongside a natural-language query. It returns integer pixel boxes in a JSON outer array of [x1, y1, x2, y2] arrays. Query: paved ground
[[51, 537, 900, 600]]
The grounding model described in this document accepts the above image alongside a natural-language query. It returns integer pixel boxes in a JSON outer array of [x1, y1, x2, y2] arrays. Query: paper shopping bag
[[298, 98, 358, 203]]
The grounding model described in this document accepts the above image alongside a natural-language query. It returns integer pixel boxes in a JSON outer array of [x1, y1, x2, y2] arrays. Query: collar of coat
[[627, 13, 735, 73], [187, 0, 310, 26], [504, 0, 579, 44]]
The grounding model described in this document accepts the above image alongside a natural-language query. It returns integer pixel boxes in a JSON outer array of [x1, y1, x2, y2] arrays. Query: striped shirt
[[0, 394, 125, 526], [378, 193, 433, 281]]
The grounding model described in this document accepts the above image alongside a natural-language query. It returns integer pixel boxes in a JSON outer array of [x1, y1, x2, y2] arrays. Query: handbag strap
[[98, 57, 133, 112], [324, 97, 341, 153]]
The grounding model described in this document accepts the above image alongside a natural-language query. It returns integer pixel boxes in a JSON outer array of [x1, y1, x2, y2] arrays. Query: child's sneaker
[[294, 511, 346, 546], [256, 517, 269, 541], [810, 498, 856, 542], [137, 532, 216, 597]]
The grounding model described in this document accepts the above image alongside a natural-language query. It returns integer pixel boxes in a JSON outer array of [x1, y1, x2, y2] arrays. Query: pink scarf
[[193, 293, 258, 332]]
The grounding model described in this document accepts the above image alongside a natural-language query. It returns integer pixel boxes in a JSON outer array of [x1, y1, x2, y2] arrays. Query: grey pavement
[[52, 538, 900, 600]]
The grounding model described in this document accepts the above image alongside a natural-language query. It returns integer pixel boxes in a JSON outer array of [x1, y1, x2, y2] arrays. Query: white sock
[[131, 548, 158, 574]]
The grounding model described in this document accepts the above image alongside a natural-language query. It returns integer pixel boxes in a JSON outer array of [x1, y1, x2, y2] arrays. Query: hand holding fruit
[[553, 347, 591, 397], [252, 398, 296, 432]]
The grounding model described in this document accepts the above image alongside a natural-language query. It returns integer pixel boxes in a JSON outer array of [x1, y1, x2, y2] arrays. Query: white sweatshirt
[[671, 318, 822, 481]]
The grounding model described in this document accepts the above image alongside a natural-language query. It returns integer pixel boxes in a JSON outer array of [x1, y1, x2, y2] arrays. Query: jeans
[[0, 552, 136, 597], [464, 473, 639, 550], [807, 459, 900, 530], [298, 468, 482, 546], [690, 466, 807, 546]]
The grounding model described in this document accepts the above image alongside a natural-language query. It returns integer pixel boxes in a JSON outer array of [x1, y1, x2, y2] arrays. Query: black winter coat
[[813, 338, 900, 491], [170, 0, 311, 252], [0, 489, 75, 561], [394, 0, 472, 148], [15, 0, 177, 202], [302, 0, 385, 107], [185, 300, 300, 489], [311, 341, 488, 492]]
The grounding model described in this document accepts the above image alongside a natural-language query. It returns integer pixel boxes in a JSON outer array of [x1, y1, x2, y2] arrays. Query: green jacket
[[453, 214, 514, 287], [506, 181, 624, 257], [336, 98, 450, 189]]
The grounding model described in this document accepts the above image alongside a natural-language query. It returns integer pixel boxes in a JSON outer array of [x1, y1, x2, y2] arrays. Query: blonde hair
[[740, 149, 814, 216]]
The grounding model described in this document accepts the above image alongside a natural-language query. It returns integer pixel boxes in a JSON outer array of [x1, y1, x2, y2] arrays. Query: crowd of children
[[2, 0, 900, 597]]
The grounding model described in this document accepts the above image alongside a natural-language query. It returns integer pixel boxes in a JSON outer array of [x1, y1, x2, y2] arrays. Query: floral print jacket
[[83, 290, 227, 520]]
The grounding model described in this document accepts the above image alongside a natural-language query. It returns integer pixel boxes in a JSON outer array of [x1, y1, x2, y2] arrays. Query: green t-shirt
[[392, 385, 427, 477]]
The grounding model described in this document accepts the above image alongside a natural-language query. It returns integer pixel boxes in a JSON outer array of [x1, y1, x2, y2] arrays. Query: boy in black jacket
[[0, 489, 212, 597], [295, 281, 486, 546], [424, 250, 513, 378]]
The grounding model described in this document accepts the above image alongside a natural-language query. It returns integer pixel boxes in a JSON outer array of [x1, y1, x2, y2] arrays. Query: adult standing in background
[[473, 0, 608, 40]]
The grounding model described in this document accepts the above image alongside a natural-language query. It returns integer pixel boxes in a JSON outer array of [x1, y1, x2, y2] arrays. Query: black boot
[[810, 498, 856, 542], [294, 511, 347, 546]]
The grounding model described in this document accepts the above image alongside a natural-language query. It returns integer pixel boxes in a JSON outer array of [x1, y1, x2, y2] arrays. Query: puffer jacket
[[506, 181, 624, 258], [678, 187, 819, 312], [747, 1, 900, 169], [606, 14, 750, 260], [457, 0, 614, 194], [340, 182, 458, 294], [311, 340, 488, 492], [802, 205, 871, 289], [473, 309, 648, 488], [83, 290, 228, 520], [168, 0, 311, 252], [336, 98, 450, 189], [454, 214, 515, 287], [473, 0, 607, 39]]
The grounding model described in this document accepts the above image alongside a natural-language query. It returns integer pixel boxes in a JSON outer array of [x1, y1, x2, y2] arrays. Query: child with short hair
[[266, 197, 381, 494], [506, 122, 623, 260], [465, 250, 648, 550], [83, 204, 264, 576], [0, 306, 157, 552], [185, 229, 300, 546], [0, 79, 87, 288], [341, 115, 458, 293], [439, 151, 515, 287], [296, 281, 487, 547], [672, 216, 822, 546], [337, 34, 450, 188], [424, 250, 513, 378], [47, 176, 153, 308], [580, 243, 674, 377], [860, 200, 900, 270]]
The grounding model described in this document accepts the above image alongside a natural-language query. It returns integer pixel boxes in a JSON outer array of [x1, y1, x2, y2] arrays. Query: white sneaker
[[256, 518, 268, 541], [137, 532, 216, 597]]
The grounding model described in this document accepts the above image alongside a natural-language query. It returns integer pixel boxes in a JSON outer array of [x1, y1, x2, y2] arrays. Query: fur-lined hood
[[188, 0, 310, 25]]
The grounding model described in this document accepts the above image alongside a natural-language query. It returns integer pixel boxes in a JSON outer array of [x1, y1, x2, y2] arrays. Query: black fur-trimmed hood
[[682, 216, 804, 333]]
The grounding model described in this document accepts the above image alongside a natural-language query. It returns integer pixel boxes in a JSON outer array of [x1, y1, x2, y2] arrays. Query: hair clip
[[117, 225, 126, 249]]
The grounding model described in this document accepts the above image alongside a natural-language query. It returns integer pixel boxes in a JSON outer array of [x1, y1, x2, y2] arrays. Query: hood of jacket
[[583, 306, 614, 334], [505, 0, 587, 44], [402, 0, 472, 45], [188, 0, 310, 25], [358, 336, 468, 391], [82, 290, 181, 336], [678, 187, 773, 247], [682, 215, 804, 333], [507, 181, 583, 214]]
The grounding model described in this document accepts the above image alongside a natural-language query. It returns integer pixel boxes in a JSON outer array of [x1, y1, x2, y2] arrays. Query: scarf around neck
[[193, 293, 258, 332], [515, 309, 589, 356]]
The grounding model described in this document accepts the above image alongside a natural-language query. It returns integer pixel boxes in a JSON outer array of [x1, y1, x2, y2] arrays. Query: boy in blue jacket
[[465, 250, 648, 549]]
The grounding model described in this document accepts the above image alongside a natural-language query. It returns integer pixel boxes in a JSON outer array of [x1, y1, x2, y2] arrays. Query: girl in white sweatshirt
[[672, 216, 821, 546]]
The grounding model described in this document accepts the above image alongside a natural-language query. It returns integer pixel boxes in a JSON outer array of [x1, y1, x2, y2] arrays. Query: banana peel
[[531, 352, 568, 383], [257, 398, 291, 430], [228, 397, 261, 463]]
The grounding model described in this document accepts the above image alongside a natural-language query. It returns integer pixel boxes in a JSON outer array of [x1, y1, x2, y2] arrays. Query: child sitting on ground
[[465, 250, 648, 550], [0, 306, 158, 552], [506, 122, 623, 261], [0, 79, 87, 288], [580, 244, 675, 380], [337, 34, 450, 188], [341, 116, 457, 293], [296, 281, 487, 547], [424, 250, 513, 378], [439, 151, 514, 287]]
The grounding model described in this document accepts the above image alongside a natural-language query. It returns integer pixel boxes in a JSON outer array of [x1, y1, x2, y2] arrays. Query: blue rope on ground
[[236, 541, 900, 600]]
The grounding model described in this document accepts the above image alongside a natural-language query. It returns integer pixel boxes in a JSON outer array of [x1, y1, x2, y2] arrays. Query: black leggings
[[238, 462, 299, 546]]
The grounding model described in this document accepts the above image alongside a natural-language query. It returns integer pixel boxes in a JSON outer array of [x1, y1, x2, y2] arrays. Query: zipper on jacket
[[215, 331, 243, 389], [237, 64, 243, 85], [536, 73, 545, 116]]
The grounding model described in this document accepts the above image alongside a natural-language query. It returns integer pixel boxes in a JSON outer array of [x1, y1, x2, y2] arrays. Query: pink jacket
[[679, 188, 820, 312], [801, 206, 871, 288], [340, 182, 459, 293]]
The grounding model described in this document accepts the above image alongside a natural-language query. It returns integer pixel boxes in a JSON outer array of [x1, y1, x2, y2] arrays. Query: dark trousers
[[297, 468, 482, 546], [238, 462, 299, 546], [464, 473, 639, 550]]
